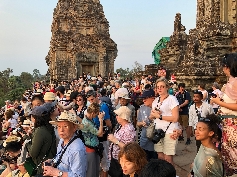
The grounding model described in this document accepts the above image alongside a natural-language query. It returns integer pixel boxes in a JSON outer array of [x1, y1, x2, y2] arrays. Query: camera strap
[[194, 103, 202, 120], [53, 135, 78, 168], [164, 122, 172, 133]]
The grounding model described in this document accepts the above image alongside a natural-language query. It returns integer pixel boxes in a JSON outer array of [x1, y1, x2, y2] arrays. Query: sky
[[0, 0, 197, 76]]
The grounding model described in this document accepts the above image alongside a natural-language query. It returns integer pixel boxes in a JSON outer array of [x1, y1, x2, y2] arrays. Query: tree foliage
[[115, 61, 144, 79], [0, 68, 46, 107]]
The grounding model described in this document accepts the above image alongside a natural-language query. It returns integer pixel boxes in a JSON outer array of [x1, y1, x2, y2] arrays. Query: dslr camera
[[152, 129, 165, 144], [16, 127, 26, 134], [0, 154, 16, 165], [103, 126, 110, 135]]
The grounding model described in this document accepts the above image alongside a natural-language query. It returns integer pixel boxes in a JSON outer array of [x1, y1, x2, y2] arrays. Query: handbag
[[108, 144, 123, 177], [24, 156, 37, 176], [146, 122, 155, 139]]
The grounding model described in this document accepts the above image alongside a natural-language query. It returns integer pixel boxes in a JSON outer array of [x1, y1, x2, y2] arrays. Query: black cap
[[140, 89, 155, 98], [55, 86, 65, 94]]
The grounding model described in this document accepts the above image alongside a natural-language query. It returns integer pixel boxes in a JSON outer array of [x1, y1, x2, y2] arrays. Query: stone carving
[[157, 0, 237, 89], [46, 0, 117, 82]]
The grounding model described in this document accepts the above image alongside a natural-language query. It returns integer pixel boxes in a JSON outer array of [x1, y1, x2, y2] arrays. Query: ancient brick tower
[[158, 0, 237, 89], [45, 0, 117, 82]]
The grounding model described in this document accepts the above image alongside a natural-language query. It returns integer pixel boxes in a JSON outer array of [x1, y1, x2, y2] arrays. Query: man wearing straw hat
[[43, 111, 87, 177]]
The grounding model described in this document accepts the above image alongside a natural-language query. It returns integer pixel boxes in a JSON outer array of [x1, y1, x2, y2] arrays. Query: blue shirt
[[53, 134, 87, 177], [137, 105, 155, 151], [93, 103, 110, 127]]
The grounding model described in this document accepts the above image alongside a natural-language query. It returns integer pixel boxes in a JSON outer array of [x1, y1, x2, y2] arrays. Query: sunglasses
[[193, 90, 202, 94], [199, 118, 210, 122], [156, 85, 166, 89], [77, 99, 82, 101]]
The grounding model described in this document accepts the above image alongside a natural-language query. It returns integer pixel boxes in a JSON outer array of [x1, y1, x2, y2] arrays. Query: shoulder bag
[[146, 122, 155, 139]]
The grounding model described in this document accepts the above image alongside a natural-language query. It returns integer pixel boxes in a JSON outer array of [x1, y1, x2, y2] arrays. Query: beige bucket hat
[[114, 106, 132, 122], [49, 111, 83, 129]]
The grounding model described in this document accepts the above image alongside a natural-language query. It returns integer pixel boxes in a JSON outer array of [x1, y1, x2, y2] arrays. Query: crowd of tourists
[[0, 53, 237, 177]]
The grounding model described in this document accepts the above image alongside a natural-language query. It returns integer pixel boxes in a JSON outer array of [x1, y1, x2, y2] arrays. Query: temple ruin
[[156, 0, 237, 88], [45, 0, 117, 82]]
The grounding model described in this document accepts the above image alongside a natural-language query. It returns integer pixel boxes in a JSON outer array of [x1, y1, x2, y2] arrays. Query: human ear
[[208, 131, 214, 137]]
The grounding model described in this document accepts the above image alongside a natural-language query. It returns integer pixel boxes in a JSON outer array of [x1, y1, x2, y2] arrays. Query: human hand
[[150, 109, 161, 119], [98, 111, 105, 121], [43, 165, 59, 176], [107, 134, 117, 144], [141, 121, 147, 127], [210, 96, 221, 104], [170, 129, 182, 140]]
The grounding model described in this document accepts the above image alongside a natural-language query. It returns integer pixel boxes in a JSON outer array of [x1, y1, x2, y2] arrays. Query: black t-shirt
[[176, 91, 191, 115]]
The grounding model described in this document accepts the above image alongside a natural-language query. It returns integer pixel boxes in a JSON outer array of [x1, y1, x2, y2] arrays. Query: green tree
[[32, 69, 41, 81], [19, 72, 34, 89], [6, 87, 25, 103], [130, 61, 143, 77], [116, 67, 132, 80], [8, 76, 22, 90], [0, 68, 13, 93]]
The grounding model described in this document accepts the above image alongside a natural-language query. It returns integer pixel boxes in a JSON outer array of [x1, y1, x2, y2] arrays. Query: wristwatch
[[58, 171, 63, 177], [159, 115, 162, 120], [115, 140, 120, 145]]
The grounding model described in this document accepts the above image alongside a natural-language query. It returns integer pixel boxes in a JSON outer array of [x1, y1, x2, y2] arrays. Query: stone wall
[[46, 0, 117, 82], [158, 0, 237, 89]]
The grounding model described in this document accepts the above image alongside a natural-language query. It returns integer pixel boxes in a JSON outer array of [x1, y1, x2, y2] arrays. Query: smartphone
[[44, 162, 51, 166]]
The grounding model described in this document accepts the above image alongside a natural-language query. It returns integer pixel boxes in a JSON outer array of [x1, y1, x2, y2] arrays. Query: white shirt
[[199, 90, 208, 102], [189, 102, 214, 129], [152, 95, 179, 134], [8, 118, 17, 128]]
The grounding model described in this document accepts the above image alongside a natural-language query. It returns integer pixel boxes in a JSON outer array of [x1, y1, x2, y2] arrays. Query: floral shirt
[[81, 118, 99, 147], [109, 123, 136, 160]]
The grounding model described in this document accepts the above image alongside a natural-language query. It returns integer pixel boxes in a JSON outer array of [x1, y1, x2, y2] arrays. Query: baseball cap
[[140, 89, 155, 98]]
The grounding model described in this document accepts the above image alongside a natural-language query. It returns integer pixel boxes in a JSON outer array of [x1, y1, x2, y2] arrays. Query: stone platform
[[174, 136, 197, 177]]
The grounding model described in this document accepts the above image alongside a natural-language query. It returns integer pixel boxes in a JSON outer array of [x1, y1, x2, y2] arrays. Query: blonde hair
[[155, 78, 169, 87], [87, 102, 100, 114]]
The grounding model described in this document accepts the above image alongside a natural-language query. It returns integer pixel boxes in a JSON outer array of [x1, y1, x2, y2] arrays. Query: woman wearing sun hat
[[43, 111, 87, 177], [108, 106, 136, 163]]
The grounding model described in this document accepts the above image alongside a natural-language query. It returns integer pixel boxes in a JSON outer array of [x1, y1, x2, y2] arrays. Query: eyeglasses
[[199, 118, 210, 122], [77, 99, 82, 102], [156, 85, 165, 89]]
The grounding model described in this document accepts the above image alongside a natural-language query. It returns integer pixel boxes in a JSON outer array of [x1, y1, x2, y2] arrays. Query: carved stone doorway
[[81, 64, 95, 76]]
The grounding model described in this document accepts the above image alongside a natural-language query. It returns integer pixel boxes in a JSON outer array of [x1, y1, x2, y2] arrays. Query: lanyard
[[156, 95, 169, 111]]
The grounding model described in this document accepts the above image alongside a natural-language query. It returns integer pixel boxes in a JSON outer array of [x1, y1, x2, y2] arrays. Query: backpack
[[101, 102, 117, 130]]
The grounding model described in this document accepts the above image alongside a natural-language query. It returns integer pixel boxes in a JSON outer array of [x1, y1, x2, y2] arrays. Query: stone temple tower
[[45, 0, 117, 82], [158, 0, 237, 88]]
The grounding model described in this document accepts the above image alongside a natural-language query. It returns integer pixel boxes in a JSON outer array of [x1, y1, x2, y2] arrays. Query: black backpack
[[101, 102, 117, 130]]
